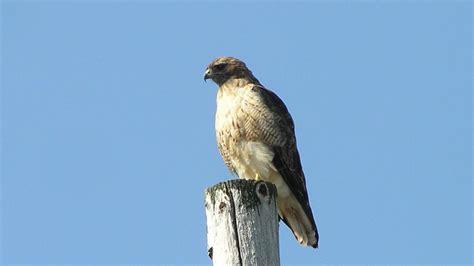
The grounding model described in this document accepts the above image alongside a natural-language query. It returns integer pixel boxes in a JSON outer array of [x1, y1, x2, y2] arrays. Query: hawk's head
[[204, 57, 259, 86]]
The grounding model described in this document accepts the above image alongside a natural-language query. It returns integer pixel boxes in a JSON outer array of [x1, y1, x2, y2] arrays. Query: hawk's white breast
[[215, 85, 291, 199]]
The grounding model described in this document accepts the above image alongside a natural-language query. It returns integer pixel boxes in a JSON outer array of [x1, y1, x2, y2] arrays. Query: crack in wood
[[226, 183, 244, 266]]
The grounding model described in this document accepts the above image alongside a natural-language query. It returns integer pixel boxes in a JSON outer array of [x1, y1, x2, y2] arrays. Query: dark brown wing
[[243, 85, 318, 243]]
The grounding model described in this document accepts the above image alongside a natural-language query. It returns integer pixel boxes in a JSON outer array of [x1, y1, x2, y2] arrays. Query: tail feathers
[[278, 196, 319, 248], [281, 216, 318, 248]]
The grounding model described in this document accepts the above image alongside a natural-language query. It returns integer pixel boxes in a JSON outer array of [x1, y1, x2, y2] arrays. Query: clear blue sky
[[1, 1, 472, 265]]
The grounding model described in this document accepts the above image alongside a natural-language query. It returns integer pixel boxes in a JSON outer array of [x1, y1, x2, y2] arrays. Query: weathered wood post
[[205, 179, 280, 266]]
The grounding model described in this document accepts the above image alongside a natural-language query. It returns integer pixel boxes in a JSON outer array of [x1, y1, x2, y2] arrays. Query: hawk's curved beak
[[204, 68, 211, 82]]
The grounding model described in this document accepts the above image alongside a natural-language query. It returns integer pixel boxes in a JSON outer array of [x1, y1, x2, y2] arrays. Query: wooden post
[[205, 179, 280, 266]]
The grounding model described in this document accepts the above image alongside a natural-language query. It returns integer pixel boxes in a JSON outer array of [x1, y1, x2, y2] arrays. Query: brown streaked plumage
[[204, 56, 319, 248]]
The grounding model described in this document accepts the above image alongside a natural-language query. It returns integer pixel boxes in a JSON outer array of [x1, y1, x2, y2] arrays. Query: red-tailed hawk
[[204, 56, 319, 248]]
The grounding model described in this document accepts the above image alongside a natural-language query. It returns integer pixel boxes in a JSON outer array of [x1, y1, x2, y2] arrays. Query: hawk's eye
[[214, 63, 226, 71]]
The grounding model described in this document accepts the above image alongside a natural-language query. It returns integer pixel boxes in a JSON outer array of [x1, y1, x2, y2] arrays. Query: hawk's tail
[[278, 195, 319, 248]]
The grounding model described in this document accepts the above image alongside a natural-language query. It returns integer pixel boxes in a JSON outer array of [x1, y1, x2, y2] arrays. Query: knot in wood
[[257, 182, 268, 197], [207, 247, 213, 259], [256, 181, 271, 204], [218, 201, 226, 212]]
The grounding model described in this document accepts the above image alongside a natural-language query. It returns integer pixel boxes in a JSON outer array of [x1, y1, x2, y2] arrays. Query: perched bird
[[204, 56, 319, 248]]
